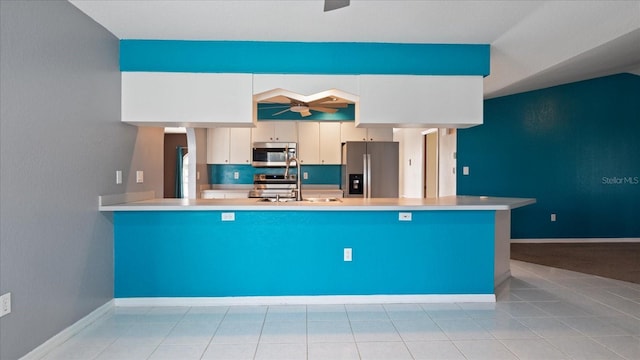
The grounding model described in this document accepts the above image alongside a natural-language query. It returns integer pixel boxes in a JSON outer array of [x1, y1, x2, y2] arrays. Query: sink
[[256, 197, 341, 203], [256, 198, 297, 203], [303, 197, 342, 203]]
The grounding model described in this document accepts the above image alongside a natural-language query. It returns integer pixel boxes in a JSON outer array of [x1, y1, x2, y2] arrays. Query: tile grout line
[[198, 305, 230, 360]]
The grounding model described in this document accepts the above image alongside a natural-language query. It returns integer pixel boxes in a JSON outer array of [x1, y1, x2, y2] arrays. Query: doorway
[[423, 129, 439, 198], [163, 130, 188, 198]]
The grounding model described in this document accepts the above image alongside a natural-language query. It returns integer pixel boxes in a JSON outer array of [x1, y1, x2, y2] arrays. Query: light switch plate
[[463, 166, 470, 176], [116, 170, 122, 185], [136, 170, 144, 183], [0, 292, 11, 317], [221, 212, 235, 221]]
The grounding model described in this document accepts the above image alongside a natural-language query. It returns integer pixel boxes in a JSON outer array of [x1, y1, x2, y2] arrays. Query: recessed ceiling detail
[[254, 88, 358, 120]]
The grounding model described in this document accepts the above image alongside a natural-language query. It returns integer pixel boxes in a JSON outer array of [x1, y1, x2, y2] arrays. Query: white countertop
[[99, 195, 535, 212]]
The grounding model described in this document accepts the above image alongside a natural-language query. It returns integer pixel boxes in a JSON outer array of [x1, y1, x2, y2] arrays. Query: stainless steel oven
[[249, 174, 297, 198], [252, 142, 296, 167]]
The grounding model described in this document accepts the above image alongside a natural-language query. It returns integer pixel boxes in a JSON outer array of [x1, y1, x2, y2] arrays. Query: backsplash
[[208, 164, 341, 185]]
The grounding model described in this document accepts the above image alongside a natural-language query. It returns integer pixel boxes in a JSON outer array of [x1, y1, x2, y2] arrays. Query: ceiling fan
[[262, 96, 348, 117], [324, 0, 350, 12]]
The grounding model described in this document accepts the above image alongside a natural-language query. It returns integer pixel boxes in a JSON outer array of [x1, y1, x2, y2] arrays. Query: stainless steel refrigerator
[[341, 141, 399, 198]]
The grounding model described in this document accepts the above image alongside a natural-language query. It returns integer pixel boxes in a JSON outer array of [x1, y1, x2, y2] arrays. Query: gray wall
[[0, 1, 162, 359]]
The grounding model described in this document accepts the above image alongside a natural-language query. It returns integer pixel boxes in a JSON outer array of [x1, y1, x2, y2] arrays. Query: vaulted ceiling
[[69, 0, 640, 98]]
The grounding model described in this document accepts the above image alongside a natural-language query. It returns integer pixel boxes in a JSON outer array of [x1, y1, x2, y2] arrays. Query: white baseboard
[[115, 294, 496, 307], [20, 300, 114, 360], [511, 238, 640, 243]]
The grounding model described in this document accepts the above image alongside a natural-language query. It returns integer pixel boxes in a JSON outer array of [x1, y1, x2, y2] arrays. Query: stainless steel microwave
[[252, 142, 297, 167]]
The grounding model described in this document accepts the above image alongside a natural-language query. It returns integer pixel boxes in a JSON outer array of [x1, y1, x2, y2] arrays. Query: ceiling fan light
[[290, 104, 309, 113]]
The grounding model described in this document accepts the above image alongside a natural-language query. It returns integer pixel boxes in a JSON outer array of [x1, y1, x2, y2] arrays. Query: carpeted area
[[511, 242, 640, 284]]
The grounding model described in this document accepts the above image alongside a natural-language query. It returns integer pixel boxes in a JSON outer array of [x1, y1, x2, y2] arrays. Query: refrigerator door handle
[[366, 153, 372, 198], [363, 153, 368, 198]]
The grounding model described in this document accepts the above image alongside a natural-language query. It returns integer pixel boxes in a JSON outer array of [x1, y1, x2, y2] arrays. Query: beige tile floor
[[38, 260, 640, 359]]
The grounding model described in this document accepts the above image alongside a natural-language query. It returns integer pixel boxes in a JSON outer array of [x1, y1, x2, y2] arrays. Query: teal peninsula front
[[100, 196, 535, 304]]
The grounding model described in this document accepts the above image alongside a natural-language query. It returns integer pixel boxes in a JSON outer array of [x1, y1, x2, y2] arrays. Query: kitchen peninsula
[[101, 195, 534, 304]]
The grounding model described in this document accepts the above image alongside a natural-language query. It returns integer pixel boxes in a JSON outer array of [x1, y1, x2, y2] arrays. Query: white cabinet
[[358, 75, 483, 128], [252, 121, 298, 142], [297, 122, 341, 165], [319, 122, 341, 164], [340, 122, 393, 142], [122, 72, 254, 127], [207, 128, 251, 164], [229, 128, 252, 164], [297, 122, 320, 164]]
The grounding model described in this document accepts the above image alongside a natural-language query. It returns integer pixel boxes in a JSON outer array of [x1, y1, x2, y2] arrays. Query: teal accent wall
[[209, 164, 341, 185], [114, 210, 495, 297], [120, 40, 490, 75], [257, 103, 356, 120], [458, 74, 640, 239]]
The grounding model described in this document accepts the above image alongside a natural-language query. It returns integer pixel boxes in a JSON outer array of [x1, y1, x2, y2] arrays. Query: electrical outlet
[[0, 292, 11, 317], [344, 248, 352, 262], [221, 212, 235, 221], [551, 213, 557, 222], [233, 171, 239, 180], [303, 172, 309, 180], [399, 212, 412, 221], [463, 166, 470, 175], [136, 170, 144, 183]]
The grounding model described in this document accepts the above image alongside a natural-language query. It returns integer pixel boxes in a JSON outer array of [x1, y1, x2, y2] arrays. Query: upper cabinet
[[297, 122, 341, 165], [340, 122, 393, 142], [252, 121, 298, 142], [207, 128, 251, 164], [357, 75, 483, 128], [297, 122, 320, 164], [122, 72, 254, 127], [318, 122, 342, 164]]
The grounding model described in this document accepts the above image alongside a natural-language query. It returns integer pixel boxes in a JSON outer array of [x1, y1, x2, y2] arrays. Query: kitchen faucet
[[284, 152, 303, 201]]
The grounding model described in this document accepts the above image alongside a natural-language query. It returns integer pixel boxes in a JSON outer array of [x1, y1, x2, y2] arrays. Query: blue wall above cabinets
[[209, 164, 342, 186], [120, 40, 490, 75], [457, 74, 640, 239]]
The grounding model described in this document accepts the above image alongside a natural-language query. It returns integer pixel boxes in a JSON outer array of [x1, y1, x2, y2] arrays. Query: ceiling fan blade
[[259, 105, 292, 109], [308, 96, 336, 105], [324, 0, 350, 12], [272, 108, 291, 116], [300, 110, 312, 117], [309, 106, 339, 113], [315, 103, 348, 108]]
